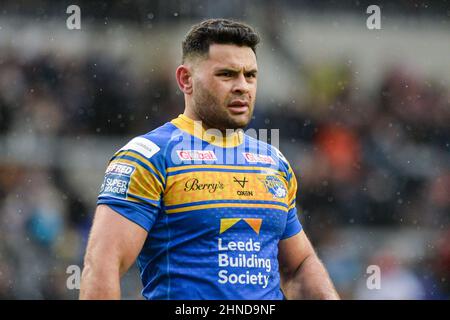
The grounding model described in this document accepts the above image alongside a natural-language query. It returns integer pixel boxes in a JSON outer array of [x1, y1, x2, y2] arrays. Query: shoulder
[[244, 134, 292, 173], [117, 122, 183, 161]]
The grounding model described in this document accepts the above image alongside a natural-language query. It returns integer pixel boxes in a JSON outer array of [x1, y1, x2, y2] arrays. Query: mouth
[[227, 100, 249, 114]]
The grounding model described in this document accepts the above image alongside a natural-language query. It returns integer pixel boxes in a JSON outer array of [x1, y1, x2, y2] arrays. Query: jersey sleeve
[[97, 136, 166, 232], [280, 156, 303, 240]]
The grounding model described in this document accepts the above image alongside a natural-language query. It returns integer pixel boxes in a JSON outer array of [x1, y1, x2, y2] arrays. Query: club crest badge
[[259, 175, 287, 199]]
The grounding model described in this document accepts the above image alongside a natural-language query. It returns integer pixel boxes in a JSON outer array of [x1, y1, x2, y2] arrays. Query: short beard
[[192, 81, 252, 132]]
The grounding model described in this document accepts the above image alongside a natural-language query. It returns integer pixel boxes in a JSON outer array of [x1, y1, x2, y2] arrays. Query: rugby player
[[80, 18, 339, 300]]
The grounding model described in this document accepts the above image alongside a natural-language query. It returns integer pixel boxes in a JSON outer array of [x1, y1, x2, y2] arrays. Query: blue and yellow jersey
[[97, 114, 302, 300]]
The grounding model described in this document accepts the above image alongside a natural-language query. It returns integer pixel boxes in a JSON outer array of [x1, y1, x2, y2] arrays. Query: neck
[[183, 108, 233, 136], [171, 114, 244, 148]]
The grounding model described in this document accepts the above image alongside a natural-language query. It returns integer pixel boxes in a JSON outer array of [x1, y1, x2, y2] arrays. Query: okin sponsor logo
[[233, 176, 254, 197]]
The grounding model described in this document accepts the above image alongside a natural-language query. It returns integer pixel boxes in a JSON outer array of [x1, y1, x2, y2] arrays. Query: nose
[[232, 73, 250, 95]]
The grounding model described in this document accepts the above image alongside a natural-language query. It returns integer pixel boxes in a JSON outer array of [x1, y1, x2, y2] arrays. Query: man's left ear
[[175, 65, 193, 94]]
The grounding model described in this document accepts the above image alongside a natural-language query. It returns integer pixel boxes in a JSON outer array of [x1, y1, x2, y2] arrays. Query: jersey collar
[[171, 114, 244, 148]]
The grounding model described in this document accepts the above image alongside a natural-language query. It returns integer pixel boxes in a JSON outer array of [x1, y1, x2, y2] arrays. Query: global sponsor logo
[[176, 150, 217, 161], [217, 218, 270, 289], [184, 178, 224, 193], [243, 152, 275, 165], [259, 175, 287, 199]]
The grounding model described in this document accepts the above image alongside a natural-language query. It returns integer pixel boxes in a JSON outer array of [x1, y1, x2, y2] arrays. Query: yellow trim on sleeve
[[115, 149, 165, 184], [108, 158, 163, 200]]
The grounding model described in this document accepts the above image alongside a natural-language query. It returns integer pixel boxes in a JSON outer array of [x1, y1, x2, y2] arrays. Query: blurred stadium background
[[0, 0, 449, 299]]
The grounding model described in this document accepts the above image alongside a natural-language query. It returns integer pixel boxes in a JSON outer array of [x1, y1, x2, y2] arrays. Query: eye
[[218, 71, 233, 77], [245, 71, 257, 79]]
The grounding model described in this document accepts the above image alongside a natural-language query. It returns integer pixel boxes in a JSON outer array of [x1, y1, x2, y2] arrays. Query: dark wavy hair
[[182, 18, 260, 63]]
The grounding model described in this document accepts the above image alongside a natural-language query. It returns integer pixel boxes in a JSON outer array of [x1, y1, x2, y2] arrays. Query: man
[[80, 18, 339, 300]]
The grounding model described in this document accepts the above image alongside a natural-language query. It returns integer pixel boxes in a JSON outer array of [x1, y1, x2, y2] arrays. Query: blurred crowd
[[0, 29, 449, 299], [0, 48, 181, 298]]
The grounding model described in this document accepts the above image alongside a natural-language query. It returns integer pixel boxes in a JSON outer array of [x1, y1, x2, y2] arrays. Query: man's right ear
[[176, 65, 193, 94]]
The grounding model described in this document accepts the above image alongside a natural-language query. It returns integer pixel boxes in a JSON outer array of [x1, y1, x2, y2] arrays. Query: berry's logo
[[184, 178, 224, 193]]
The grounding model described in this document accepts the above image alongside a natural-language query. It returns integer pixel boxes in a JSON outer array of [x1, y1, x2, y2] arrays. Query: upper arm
[[278, 230, 339, 300], [278, 230, 315, 281], [84, 204, 148, 276], [97, 136, 166, 232]]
